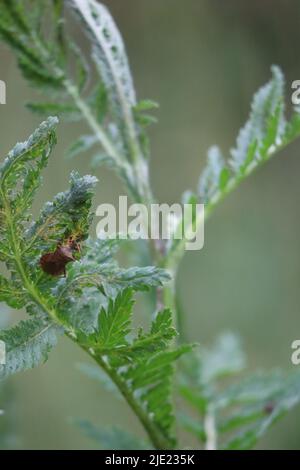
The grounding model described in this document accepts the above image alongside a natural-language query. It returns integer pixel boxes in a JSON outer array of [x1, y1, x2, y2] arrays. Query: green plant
[[0, 0, 300, 450]]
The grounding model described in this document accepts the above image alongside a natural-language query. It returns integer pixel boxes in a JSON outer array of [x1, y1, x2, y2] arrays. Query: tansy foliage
[[0, 116, 96, 377], [77, 289, 191, 446], [0, 118, 183, 449], [0, 318, 61, 380]]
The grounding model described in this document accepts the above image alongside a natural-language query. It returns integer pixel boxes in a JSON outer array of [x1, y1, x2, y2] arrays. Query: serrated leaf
[[71, 287, 191, 447], [134, 100, 159, 112], [198, 145, 228, 202], [69, 0, 145, 163], [101, 265, 170, 295], [26, 102, 80, 120], [66, 135, 98, 159], [195, 66, 300, 210], [0, 275, 28, 309], [0, 318, 61, 379], [0, 116, 58, 191], [89, 84, 108, 123], [81, 289, 134, 351], [1, 0, 30, 35], [282, 110, 300, 144], [53, 247, 170, 318], [0, 119, 98, 376], [69, 0, 136, 108], [123, 344, 192, 443], [135, 113, 158, 128], [131, 309, 177, 355], [230, 65, 286, 172], [0, 117, 58, 260], [26, 171, 98, 257], [18, 55, 64, 90]]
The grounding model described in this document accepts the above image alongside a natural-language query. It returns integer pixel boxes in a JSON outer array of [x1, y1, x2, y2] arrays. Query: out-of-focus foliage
[[166, 66, 300, 268], [179, 333, 300, 449]]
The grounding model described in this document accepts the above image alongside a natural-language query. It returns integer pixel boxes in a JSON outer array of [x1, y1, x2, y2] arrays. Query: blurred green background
[[1, 0, 300, 449]]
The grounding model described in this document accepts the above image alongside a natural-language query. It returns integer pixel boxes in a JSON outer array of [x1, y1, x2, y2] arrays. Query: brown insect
[[264, 402, 275, 415], [39, 236, 81, 277]]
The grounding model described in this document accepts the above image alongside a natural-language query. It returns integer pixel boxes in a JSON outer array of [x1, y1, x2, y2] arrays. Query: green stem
[[204, 406, 217, 450], [63, 79, 126, 170], [90, 354, 173, 449], [162, 270, 188, 345]]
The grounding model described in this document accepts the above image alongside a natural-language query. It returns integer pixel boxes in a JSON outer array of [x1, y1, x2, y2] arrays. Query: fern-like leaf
[[75, 289, 191, 447], [197, 66, 300, 207], [0, 318, 61, 379]]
